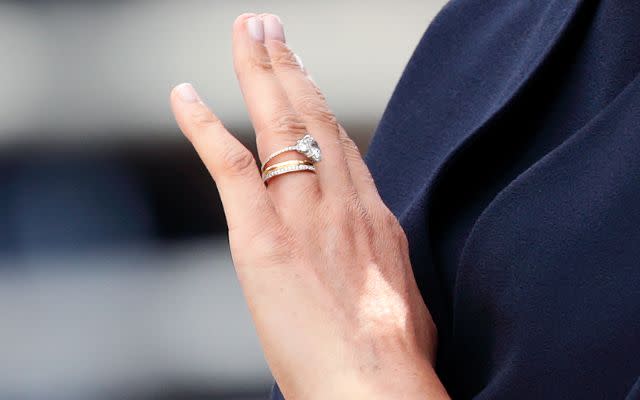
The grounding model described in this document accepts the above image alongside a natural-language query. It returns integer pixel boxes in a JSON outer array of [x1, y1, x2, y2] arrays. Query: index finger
[[170, 83, 278, 234]]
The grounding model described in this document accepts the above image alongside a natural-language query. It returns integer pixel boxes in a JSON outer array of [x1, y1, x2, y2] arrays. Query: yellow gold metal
[[261, 160, 316, 183], [261, 159, 313, 175]]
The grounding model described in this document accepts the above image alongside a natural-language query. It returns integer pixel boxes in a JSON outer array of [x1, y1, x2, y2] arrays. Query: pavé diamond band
[[261, 134, 322, 173], [262, 160, 316, 183]]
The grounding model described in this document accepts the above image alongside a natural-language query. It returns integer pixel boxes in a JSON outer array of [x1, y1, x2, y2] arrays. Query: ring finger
[[232, 13, 320, 202]]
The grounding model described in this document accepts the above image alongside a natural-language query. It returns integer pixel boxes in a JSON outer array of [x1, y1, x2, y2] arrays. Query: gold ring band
[[262, 160, 316, 183], [262, 160, 312, 175]]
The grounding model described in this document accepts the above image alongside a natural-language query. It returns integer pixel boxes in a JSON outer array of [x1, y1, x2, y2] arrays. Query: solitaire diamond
[[296, 135, 322, 162]]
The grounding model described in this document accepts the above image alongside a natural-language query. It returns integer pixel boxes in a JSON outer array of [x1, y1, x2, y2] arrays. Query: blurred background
[[0, 0, 447, 398]]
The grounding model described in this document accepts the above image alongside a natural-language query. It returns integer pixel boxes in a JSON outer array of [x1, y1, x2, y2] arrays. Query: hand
[[170, 13, 449, 400]]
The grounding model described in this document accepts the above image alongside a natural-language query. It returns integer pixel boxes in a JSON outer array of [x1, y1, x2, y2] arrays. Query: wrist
[[323, 357, 450, 400]]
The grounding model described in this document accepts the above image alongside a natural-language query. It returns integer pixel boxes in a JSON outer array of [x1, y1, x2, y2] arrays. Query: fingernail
[[175, 83, 199, 103], [264, 14, 285, 42], [247, 16, 264, 42]]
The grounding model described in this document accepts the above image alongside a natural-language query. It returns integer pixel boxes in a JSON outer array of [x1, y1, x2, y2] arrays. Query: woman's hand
[[170, 13, 449, 400]]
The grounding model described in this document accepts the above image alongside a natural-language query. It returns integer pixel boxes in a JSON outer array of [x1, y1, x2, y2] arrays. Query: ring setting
[[294, 134, 322, 163], [260, 134, 322, 184], [262, 134, 322, 172]]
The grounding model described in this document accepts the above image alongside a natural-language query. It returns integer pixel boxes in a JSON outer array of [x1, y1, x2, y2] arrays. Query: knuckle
[[219, 145, 257, 175], [247, 52, 273, 73], [266, 112, 307, 136], [191, 108, 222, 130], [269, 44, 299, 69], [311, 85, 329, 104], [338, 128, 356, 149], [297, 96, 338, 127], [343, 191, 369, 221], [338, 129, 362, 160]]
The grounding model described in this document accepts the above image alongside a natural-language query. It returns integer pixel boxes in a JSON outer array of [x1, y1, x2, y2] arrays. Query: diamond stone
[[297, 135, 322, 162]]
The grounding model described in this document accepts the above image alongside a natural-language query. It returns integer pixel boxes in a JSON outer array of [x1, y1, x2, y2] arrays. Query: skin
[[170, 13, 450, 400]]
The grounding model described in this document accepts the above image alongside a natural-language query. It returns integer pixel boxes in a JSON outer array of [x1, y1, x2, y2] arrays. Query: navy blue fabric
[[271, 1, 640, 398]]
